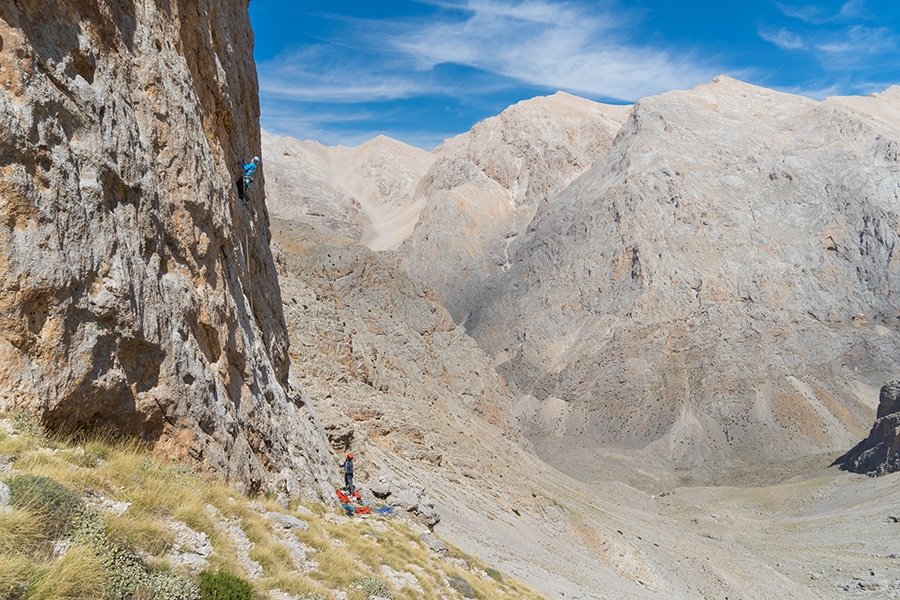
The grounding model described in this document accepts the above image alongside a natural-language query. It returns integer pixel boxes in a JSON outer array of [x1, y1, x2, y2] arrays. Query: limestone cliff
[[0, 0, 333, 498]]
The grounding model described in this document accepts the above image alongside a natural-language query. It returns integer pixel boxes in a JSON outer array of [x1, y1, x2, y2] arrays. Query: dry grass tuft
[[0, 507, 45, 555], [26, 543, 107, 600], [0, 552, 33, 599], [106, 513, 175, 557]]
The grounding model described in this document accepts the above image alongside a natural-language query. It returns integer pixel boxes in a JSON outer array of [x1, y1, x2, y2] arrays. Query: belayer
[[339, 452, 355, 497]]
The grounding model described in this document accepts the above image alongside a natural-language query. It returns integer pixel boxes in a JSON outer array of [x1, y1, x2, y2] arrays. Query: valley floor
[[486, 442, 900, 599]]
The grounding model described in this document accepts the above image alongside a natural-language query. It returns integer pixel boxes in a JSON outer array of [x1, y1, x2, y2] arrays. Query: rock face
[[399, 92, 631, 322], [466, 77, 900, 473], [0, 0, 333, 498], [272, 219, 515, 457], [838, 381, 900, 476], [262, 130, 434, 251]]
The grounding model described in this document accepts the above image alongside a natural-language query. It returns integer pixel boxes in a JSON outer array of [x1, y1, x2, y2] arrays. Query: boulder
[[877, 382, 900, 420], [386, 483, 440, 528], [266, 511, 309, 532], [369, 477, 393, 499], [419, 531, 448, 556], [390, 488, 420, 512]]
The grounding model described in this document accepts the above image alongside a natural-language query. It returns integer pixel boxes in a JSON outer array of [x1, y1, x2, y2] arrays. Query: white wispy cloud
[[837, 0, 867, 19], [776, 0, 866, 24], [257, 47, 436, 103], [776, 2, 828, 23], [814, 25, 897, 56], [758, 27, 807, 50], [761, 1, 898, 69], [258, 0, 718, 107], [386, 0, 715, 101]]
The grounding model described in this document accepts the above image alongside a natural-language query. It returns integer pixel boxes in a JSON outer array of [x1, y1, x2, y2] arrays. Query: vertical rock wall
[[0, 0, 334, 499]]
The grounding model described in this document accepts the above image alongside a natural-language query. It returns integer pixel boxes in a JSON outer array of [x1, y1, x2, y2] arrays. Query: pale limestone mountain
[[0, 0, 334, 499], [399, 91, 632, 322], [262, 130, 435, 250], [261, 133, 365, 243], [465, 76, 900, 477]]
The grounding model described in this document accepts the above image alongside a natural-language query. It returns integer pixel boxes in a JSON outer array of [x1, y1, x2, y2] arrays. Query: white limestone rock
[[168, 520, 213, 573], [266, 510, 309, 532], [399, 92, 631, 322]]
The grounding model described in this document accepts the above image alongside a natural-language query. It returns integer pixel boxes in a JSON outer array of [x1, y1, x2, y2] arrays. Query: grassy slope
[[0, 414, 544, 600]]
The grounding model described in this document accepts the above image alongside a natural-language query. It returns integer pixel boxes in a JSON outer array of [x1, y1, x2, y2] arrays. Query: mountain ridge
[[262, 129, 435, 251], [466, 76, 900, 474]]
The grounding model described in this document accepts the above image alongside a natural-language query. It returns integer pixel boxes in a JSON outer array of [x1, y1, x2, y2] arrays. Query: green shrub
[[8, 410, 42, 436], [351, 576, 392, 598], [199, 571, 253, 600], [70, 506, 198, 600], [6, 474, 82, 537], [484, 567, 503, 583], [448, 574, 475, 598]]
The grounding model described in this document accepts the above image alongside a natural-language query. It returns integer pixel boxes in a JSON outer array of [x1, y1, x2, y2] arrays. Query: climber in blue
[[239, 156, 259, 204], [242, 156, 259, 187]]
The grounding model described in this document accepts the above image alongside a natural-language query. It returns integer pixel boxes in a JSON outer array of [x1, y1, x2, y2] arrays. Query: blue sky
[[250, 0, 900, 150]]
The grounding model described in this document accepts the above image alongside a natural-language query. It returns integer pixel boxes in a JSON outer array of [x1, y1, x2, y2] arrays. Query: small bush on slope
[[448, 573, 476, 598], [351, 576, 392, 598], [6, 474, 83, 538], [199, 570, 253, 600]]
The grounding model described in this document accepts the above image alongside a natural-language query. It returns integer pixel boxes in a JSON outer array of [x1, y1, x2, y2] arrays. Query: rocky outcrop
[[838, 381, 900, 476], [466, 77, 900, 473], [272, 218, 515, 450], [0, 1, 333, 498], [399, 92, 631, 322], [262, 130, 435, 251]]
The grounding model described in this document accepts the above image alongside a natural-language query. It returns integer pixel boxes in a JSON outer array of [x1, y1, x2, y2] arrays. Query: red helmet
[[347, 453, 353, 459]]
